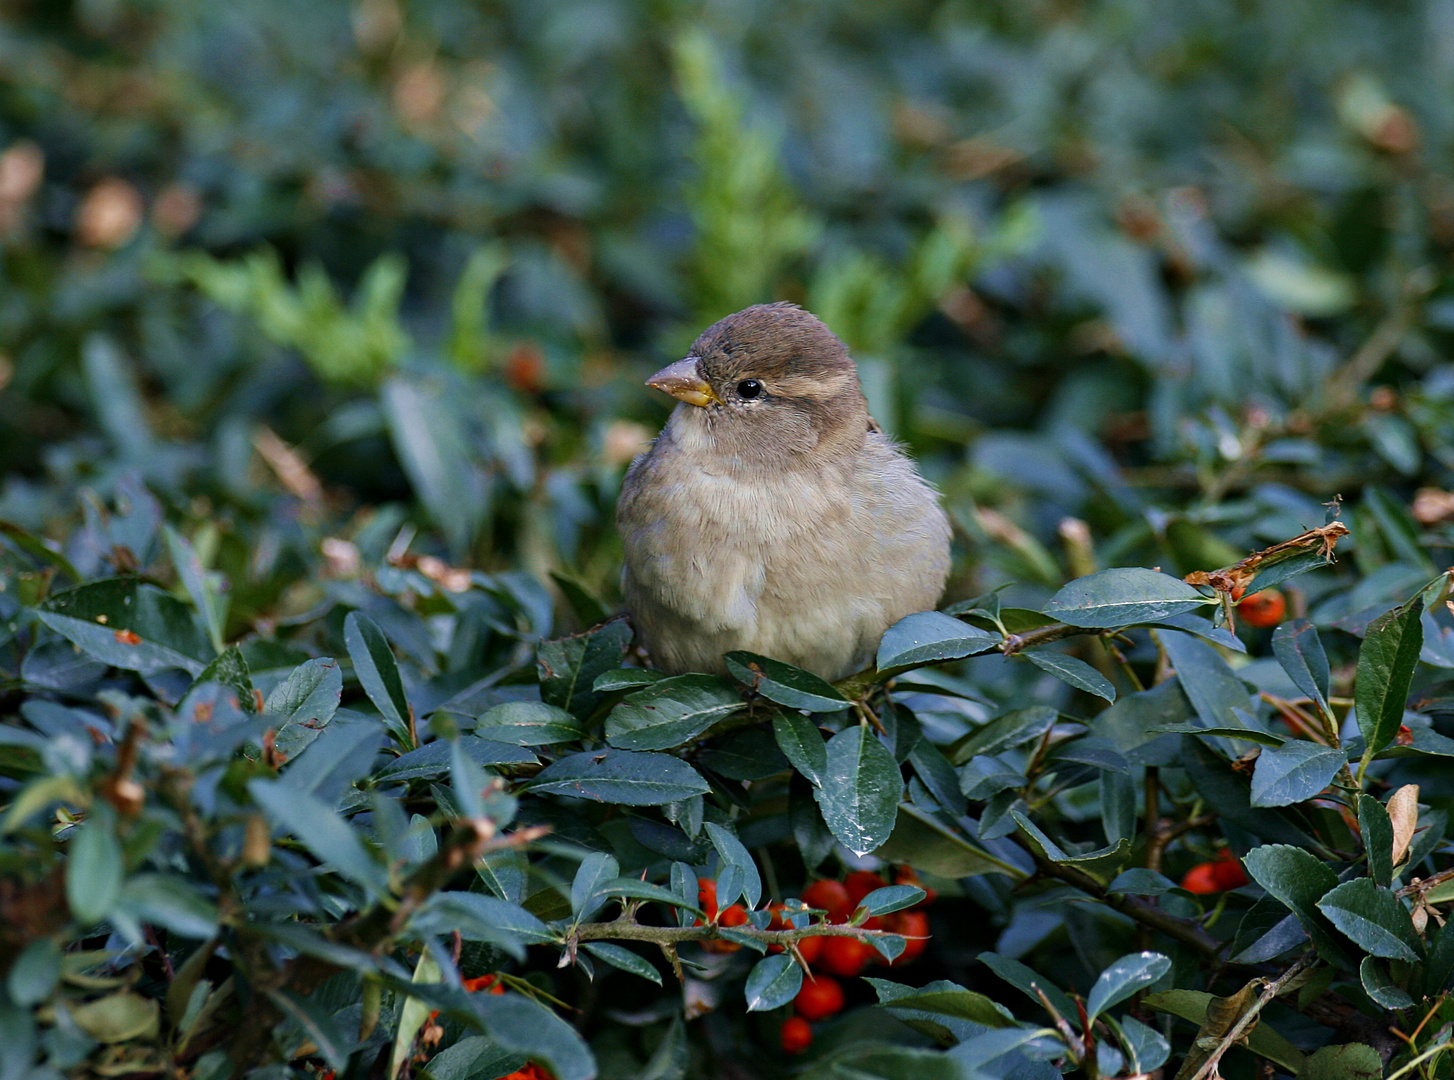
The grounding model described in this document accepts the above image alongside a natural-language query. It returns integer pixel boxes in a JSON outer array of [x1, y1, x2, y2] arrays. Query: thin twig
[[1184, 954, 1317, 1080]]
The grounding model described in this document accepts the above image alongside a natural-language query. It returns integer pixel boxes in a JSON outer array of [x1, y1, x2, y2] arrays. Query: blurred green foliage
[[5, 0, 1454, 1077]]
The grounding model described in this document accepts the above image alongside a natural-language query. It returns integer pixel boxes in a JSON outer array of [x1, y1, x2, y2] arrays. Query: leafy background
[[4, 0, 1454, 1078]]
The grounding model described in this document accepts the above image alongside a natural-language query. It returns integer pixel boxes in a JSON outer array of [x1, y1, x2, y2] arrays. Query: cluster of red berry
[[1178, 848, 1249, 894], [773, 868, 935, 1055]]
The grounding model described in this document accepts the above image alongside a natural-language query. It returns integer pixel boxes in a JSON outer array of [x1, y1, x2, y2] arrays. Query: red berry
[[794, 974, 845, 1020], [1211, 857, 1249, 891], [781, 1016, 813, 1054], [802, 880, 853, 923], [697, 877, 719, 921], [703, 902, 748, 954], [818, 935, 874, 977], [844, 870, 884, 905], [1237, 589, 1286, 628], [796, 934, 825, 965], [1180, 862, 1222, 895]]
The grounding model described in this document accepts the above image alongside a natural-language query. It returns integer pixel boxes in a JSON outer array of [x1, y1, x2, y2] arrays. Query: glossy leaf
[[537, 620, 633, 719], [604, 674, 742, 750], [724, 651, 847, 712], [476, 701, 583, 745], [344, 611, 411, 743], [814, 725, 902, 856], [1086, 951, 1171, 1020], [1041, 568, 1209, 628], [582, 943, 662, 985], [876, 611, 1001, 672], [531, 750, 711, 805], [1272, 619, 1331, 713], [1022, 650, 1116, 701], [1316, 878, 1421, 961], [744, 954, 802, 1011], [1355, 595, 1424, 761], [1250, 740, 1344, 807]]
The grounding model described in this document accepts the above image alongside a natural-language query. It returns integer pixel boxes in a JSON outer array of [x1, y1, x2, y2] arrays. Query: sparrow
[[616, 302, 951, 682]]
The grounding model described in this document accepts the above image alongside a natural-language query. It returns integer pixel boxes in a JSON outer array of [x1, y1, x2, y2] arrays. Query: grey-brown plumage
[[616, 303, 952, 681]]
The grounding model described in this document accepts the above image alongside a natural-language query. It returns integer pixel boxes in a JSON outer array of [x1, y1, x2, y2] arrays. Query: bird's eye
[[736, 379, 763, 400]]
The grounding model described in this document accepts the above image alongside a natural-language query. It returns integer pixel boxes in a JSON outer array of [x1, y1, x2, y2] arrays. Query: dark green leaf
[[1042, 568, 1209, 628], [571, 853, 619, 921], [344, 611, 411, 743], [1022, 650, 1116, 701], [814, 725, 902, 856], [248, 778, 388, 895], [856, 885, 924, 917], [875, 611, 1001, 673], [975, 952, 1077, 1020], [66, 807, 123, 925], [38, 578, 211, 676], [477, 993, 595, 1080], [591, 668, 668, 693], [376, 736, 535, 782], [1242, 844, 1350, 964], [531, 750, 711, 806], [744, 953, 802, 1011], [1247, 548, 1335, 595], [1086, 951, 1170, 1019], [266, 657, 343, 759], [193, 646, 255, 713], [582, 943, 662, 985], [1316, 878, 1421, 961], [705, 823, 761, 909], [947, 706, 1057, 764], [1355, 595, 1424, 762], [163, 525, 227, 654], [1142, 990, 1306, 1074], [868, 978, 1015, 1028], [266, 989, 354, 1070], [1358, 956, 1414, 1009], [118, 874, 219, 939], [724, 651, 847, 712], [1272, 619, 1331, 713], [907, 739, 966, 816], [875, 803, 1023, 879], [1356, 794, 1394, 887], [1162, 629, 1254, 728], [7, 939, 61, 1008], [604, 675, 742, 750], [1299, 1043, 1383, 1080], [538, 620, 633, 719], [1249, 741, 1344, 807], [476, 701, 583, 745], [773, 713, 826, 786]]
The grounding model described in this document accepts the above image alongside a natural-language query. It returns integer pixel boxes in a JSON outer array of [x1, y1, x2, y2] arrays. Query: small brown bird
[[617, 303, 951, 681]]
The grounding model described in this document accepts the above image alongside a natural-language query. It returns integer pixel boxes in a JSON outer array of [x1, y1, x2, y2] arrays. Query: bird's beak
[[646, 358, 720, 407]]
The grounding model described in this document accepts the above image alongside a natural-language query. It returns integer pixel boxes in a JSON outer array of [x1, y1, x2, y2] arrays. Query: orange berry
[[884, 910, 929, 966], [818, 935, 873, 977], [781, 1015, 813, 1054], [1211, 855, 1249, 891], [796, 934, 825, 965], [793, 974, 845, 1020], [1237, 589, 1286, 628], [802, 880, 853, 923], [844, 870, 884, 905], [697, 877, 719, 921]]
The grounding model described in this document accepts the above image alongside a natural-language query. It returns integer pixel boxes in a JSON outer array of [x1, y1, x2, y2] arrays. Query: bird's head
[[645, 303, 869, 463]]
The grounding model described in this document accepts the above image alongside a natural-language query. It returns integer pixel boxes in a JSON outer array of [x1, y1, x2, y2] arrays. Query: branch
[[1001, 622, 1095, 657], [1183, 953, 1316, 1080], [572, 918, 907, 948]]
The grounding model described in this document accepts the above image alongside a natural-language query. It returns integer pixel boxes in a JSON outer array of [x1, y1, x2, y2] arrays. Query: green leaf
[[344, 611, 412, 744], [476, 701, 583, 746], [538, 620, 633, 719], [1249, 741, 1344, 807], [266, 657, 343, 759], [1041, 568, 1210, 628], [724, 651, 847, 712], [1086, 951, 1170, 1020], [531, 749, 711, 806], [38, 578, 212, 676], [1355, 595, 1424, 763], [420, 1038, 525, 1080], [571, 852, 620, 921], [908, 739, 967, 816], [868, 978, 1015, 1028], [68, 991, 160, 1043], [164, 525, 228, 654], [814, 725, 902, 856], [591, 668, 668, 693], [1246, 548, 1334, 595], [7, 939, 61, 1008], [706, 822, 762, 909], [772, 713, 826, 786], [66, 806, 123, 925], [1161, 629, 1254, 728], [1242, 844, 1349, 964], [412, 892, 553, 953], [247, 778, 388, 895], [582, 943, 662, 985], [875, 803, 1024, 879], [266, 988, 354, 1071], [193, 646, 255, 713], [118, 874, 219, 940], [381, 376, 483, 558], [1359, 956, 1414, 1009], [1356, 794, 1394, 887], [947, 706, 1057, 764], [604, 674, 742, 750], [1300, 1043, 1383, 1080], [856, 885, 925, 918], [744, 953, 802, 1011], [477, 993, 595, 1080], [375, 737, 535, 782], [1272, 619, 1330, 713], [875, 611, 1001, 672], [1022, 650, 1116, 701], [1316, 878, 1421, 961], [975, 952, 1077, 1020]]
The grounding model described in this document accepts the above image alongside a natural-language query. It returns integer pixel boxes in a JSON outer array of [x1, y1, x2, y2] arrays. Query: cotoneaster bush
[[2, 481, 1454, 1080]]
